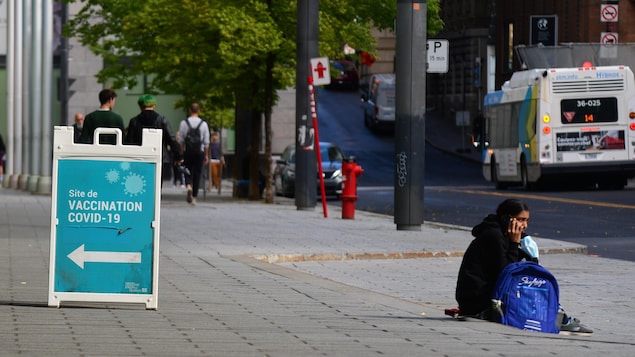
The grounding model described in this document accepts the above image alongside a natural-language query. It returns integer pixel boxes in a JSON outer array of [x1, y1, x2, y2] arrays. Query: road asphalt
[[1, 112, 635, 356]]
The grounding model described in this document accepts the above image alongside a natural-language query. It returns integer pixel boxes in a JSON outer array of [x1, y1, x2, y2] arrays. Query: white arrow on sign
[[68, 244, 141, 269]]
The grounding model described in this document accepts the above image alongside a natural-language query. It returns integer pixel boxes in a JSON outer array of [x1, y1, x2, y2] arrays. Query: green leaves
[[65, 0, 443, 117]]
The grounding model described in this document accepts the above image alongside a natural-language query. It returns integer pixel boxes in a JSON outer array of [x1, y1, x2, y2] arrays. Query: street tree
[[64, 0, 443, 202]]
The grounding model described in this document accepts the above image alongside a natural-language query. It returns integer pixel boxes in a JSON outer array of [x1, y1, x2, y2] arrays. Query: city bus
[[480, 64, 635, 189]]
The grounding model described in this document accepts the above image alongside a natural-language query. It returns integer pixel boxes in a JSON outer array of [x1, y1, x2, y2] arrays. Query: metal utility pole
[[394, 0, 427, 231], [295, 0, 319, 210], [60, 2, 70, 126], [38, 0, 54, 194]]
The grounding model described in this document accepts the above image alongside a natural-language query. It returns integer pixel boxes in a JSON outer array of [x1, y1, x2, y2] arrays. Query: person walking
[[79, 89, 125, 144], [72, 113, 84, 143], [172, 130, 186, 188], [126, 94, 181, 185], [0, 132, 5, 185], [177, 103, 209, 206], [208, 131, 225, 192]]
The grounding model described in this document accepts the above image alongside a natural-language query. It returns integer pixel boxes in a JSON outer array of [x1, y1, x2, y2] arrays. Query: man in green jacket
[[79, 89, 125, 145]]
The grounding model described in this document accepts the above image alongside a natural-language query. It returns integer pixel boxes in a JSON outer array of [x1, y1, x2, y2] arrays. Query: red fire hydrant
[[341, 157, 363, 219]]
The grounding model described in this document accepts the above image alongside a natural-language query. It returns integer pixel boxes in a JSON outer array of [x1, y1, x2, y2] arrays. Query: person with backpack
[[177, 103, 210, 206], [126, 94, 181, 185], [455, 198, 593, 335]]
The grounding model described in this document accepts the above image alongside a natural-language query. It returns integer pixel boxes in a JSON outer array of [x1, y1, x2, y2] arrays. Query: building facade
[[432, 0, 633, 125]]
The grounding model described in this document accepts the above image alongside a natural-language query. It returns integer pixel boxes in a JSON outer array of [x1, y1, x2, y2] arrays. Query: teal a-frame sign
[[48, 127, 162, 309]]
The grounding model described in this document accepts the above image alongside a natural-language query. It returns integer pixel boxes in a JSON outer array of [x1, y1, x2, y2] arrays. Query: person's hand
[[507, 218, 524, 243]]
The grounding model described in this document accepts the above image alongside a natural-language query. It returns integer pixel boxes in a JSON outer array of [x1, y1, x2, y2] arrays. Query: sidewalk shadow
[[0, 300, 48, 308]]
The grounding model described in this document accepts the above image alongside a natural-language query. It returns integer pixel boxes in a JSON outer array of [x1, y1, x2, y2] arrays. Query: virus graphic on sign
[[120, 162, 131, 172], [122, 173, 146, 197], [105, 169, 120, 184]]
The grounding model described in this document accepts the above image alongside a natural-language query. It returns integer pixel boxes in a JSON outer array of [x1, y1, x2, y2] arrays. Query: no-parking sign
[[601, 32, 618, 45], [48, 127, 162, 309], [600, 4, 618, 23]]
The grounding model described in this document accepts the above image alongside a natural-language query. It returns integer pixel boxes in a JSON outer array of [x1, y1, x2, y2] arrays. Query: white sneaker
[[559, 317, 593, 336]]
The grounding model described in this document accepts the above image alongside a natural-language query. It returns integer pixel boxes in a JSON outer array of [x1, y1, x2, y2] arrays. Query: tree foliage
[[65, 0, 443, 202], [65, 0, 443, 124]]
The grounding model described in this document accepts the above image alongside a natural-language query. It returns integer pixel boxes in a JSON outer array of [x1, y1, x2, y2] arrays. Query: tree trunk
[[248, 110, 261, 201], [263, 52, 274, 203]]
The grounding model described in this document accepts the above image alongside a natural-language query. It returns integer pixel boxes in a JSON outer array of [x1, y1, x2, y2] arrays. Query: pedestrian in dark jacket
[[126, 94, 180, 154], [126, 94, 181, 184], [73, 113, 84, 143], [80, 89, 125, 144], [0, 132, 5, 184], [455, 198, 593, 335], [456, 198, 532, 317]]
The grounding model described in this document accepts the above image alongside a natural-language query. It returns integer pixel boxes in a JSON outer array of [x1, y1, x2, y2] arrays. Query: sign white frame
[[310, 57, 331, 86], [48, 127, 162, 309], [427, 39, 449, 73], [600, 4, 618, 23]]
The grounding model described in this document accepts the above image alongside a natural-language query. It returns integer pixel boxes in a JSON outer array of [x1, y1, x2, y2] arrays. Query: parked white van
[[360, 73, 396, 132]]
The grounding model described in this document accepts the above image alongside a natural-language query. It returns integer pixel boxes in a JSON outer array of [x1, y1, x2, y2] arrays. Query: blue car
[[273, 142, 345, 198]]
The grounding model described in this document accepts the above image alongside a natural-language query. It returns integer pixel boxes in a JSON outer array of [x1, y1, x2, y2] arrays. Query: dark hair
[[496, 198, 529, 217], [189, 103, 200, 114], [98, 89, 117, 105]]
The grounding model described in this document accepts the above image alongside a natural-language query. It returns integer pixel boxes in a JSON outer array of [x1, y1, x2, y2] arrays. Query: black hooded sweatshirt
[[126, 110, 180, 161], [455, 214, 531, 315]]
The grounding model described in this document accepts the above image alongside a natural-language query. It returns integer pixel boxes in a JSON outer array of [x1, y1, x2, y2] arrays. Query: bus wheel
[[491, 157, 507, 189]]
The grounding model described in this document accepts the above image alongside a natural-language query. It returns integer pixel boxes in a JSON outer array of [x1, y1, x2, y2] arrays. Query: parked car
[[361, 73, 396, 132], [326, 59, 359, 90], [273, 142, 345, 198]]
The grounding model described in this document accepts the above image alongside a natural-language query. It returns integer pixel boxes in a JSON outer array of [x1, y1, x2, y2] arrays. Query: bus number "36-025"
[[577, 99, 601, 107]]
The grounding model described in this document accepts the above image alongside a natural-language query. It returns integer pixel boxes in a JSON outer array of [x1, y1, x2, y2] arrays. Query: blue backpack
[[491, 261, 560, 334]]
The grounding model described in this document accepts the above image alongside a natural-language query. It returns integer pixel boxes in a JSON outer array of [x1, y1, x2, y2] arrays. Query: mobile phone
[[502, 215, 512, 228]]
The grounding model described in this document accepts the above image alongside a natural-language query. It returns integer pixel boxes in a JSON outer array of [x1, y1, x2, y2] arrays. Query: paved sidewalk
[[1, 183, 635, 356]]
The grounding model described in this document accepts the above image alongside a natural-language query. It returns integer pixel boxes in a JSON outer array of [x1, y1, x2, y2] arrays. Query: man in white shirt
[[177, 103, 210, 206]]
